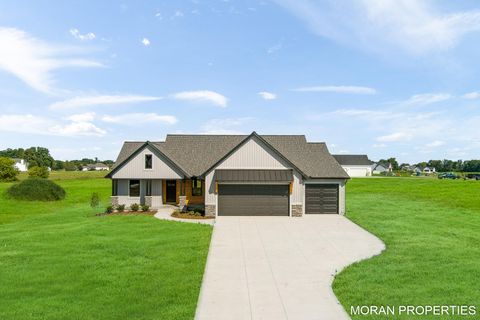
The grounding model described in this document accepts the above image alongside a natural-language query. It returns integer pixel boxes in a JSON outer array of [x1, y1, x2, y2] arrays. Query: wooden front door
[[166, 180, 176, 203]]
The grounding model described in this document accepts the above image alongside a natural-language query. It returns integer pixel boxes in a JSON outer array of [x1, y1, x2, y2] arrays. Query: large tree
[[23, 147, 54, 168]]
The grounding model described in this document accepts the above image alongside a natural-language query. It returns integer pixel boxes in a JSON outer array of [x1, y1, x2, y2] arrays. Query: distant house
[[372, 163, 388, 174], [12, 158, 28, 172], [82, 163, 110, 171], [423, 167, 435, 174], [333, 154, 373, 177]]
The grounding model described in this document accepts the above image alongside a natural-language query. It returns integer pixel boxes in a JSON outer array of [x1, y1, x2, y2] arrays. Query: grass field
[[333, 178, 480, 319], [0, 172, 212, 320]]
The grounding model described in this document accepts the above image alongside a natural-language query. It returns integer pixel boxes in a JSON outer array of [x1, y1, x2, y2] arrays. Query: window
[[145, 154, 152, 169], [192, 179, 202, 196], [145, 154, 153, 169], [129, 180, 140, 197]]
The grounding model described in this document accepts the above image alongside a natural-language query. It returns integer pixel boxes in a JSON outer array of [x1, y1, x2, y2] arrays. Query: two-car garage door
[[218, 184, 289, 216]]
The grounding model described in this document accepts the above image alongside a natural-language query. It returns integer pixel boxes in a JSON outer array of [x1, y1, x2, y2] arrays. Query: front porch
[[111, 178, 205, 209]]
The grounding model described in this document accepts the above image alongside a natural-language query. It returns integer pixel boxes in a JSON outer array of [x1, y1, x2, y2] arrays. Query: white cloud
[[50, 121, 106, 137], [141, 38, 151, 46], [201, 117, 253, 134], [404, 93, 451, 105], [376, 132, 412, 142], [425, 140, 445, 148], [171, 10, 184, 19], [462, 91, 480, 99], [258, 91, 277, 100], [102, 113, 177, 125], [171, 90, 228, 107], [0, 114, 54, 134], [0, 113, 105, 137], [0, 27, 102, 94], [275, 0, 480, 55], [67, 112, 95, 122], [373, 143, 387, 148], [267, 42, 283, 54], [69, 28, 96, 41], [293, 85, 377, 94], [49, 94, 162, 109]]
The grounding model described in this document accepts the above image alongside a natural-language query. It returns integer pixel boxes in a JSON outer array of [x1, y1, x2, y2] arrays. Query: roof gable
[[106, 142, 189, 178]]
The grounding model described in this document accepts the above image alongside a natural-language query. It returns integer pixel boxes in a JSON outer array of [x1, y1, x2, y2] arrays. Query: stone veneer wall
[[292, 204, 303, 217], [205, 204, 216, 217], [111, 196, 119, 207], [144, 196, 152, 207]]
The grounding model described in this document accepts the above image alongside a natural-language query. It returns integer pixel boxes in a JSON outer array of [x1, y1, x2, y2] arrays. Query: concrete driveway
[[195, 215, 384, 320]]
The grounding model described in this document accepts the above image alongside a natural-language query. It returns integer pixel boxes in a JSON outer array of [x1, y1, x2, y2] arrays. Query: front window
[[145, 154, 152, 169], [192, 179, 202, 196], [129, 180, 140, 197]]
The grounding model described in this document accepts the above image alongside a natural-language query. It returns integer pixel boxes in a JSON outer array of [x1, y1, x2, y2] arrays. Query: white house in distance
[[372, 163, 389, 174], [13, 158, 28, 172], [82, 163, 110, 171], [333, 154, 373, 177]]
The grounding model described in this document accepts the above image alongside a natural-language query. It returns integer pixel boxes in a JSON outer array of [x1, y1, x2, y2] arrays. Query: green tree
[[63, 161, 77, 171], [24, 147, 54, 168], [52, 160, 64, 171], [28, 166, 49, 179], [0, 157, 19, 182]]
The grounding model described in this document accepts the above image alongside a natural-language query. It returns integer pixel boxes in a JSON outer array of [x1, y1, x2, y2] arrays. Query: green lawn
[[0, 172, 212, 320], [334, 178, 480, 319]]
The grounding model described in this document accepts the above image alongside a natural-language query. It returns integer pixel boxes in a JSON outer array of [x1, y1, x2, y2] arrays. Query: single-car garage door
[[218, 184, 289, 216], [305, 184, 339, 214]]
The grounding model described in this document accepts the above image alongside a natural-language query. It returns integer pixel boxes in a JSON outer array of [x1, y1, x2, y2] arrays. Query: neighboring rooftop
[[333, 154, 373, 166], [111, 133, 349, 179]]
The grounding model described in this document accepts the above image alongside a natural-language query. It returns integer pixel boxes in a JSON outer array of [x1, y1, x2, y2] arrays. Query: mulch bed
[[96, 211, 157, 216], [171, 212, 214, 220]]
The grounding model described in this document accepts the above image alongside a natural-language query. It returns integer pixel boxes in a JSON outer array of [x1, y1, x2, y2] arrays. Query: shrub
[[141, 204, 150, 212], [0, 157, 19, 182], [117, 204, 126, 212], [28, 166, 49, 179], [6, 178, 65, 201], [90, 192, 100, 209], [130, 203, 140, 211], [105, 205, 113, 214]]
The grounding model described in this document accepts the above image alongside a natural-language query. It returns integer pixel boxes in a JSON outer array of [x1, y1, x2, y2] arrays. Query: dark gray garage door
[[305, 184, 339, 214], [218, 184, 289, 216]]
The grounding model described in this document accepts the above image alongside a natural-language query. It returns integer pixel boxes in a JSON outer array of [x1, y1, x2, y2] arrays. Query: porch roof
[[214, 169, 293, 182]]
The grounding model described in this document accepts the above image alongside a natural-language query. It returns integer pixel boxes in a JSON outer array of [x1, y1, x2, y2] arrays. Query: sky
[[1, 0, 480, 163]]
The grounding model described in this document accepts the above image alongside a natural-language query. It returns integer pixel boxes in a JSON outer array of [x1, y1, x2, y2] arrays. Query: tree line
[[377, 158, 480, 172], [0, 147, 113, 171]]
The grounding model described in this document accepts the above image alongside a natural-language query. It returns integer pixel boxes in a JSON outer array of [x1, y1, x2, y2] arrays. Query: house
[[423, 167, 435, 174], [332, 154, 373, 177], [82, 163, 110, 171], [12, 158, 28, 172], [372, 162, 389, 174], [106, 132, 349, 217]]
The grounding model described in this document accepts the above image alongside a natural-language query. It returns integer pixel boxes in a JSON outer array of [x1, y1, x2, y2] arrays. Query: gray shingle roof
[[333, 154, 373, 166], [111, 133, 349, 179]]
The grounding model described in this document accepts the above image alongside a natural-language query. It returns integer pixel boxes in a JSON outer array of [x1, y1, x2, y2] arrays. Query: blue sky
[[1, 0, 480, 163]]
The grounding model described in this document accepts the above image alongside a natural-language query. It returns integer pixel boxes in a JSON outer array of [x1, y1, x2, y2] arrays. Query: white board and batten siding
[[111, 146, 183, 179], [205, 136, 303, 212]]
